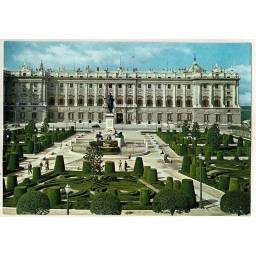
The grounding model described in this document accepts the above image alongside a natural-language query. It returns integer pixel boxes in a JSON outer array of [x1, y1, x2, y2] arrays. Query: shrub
[[146, 168, 158, 183], [32, 167, 41, 182], [47, 187, 61, 208], [181, 179, 197, 208], [140, 188, 151, 206], [6, 175, 18, 191], [27, 140, 34, 154], [220, 191, 250, 215], [189, 157, 197, 178], [54, 155, 65, 173], [143, 166, 151, 179], [181, 155, 191, 174], [14, 186, 27, 203], [90, 192, 122, 215], [134, 157, 144, 178], [204, 146, 212, 162], [173, 180, 181, 192], [228, 134, 234, 144], [181, 143, 188, 156], [165, 177, 173, 190], [16, 191, 50, 215], [237, 147, 243, 156], [217, 175, 230, 191], [16, 144, 24, 159], [237, 137, 244, 147], [82, 161, 91, 174], [7, 153, 19, 172], [175, 191, 190, 213], [229, 178, 240, 192], [104, 161, 115, 174], [217, 151, 224, 161], [195, 160, 207, 181]]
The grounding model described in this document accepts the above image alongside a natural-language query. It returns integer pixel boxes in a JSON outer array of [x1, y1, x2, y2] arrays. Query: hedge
[[7, 175, 18, 191], [27, 140, 34, 154], [47, 187, 61, 208], [14, 186, 27, 203], [140, 188, 151, 206], [104, 161, 115, 174], [229, 178, 240, 192], [190, 157, 197, 178], [54, 155, 65, 173], [7, 153, 19, 172], [16, 191, 50, 215], [134, 157, 144, 178], [218, 175, 230, 191], [165, 177, 173, 190], [32, 167, 41, 182], [16, 144, 24, 159], [143, 166, 151, 179], [217, 151, 224, 161], [146, 168, 158, 183], [181, 179, 197, 208], [181, 155, 191, 174], [82, 161, 91, 174], [173, 180, 181, 192]]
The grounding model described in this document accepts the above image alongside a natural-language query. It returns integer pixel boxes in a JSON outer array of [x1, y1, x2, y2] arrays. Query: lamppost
[[34, 128, 37, 154], [65, 184, 71, 215], [198, 154, 204, 209]]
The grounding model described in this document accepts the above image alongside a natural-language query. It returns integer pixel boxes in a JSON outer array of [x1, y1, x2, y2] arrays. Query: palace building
[[4, 59, 241, 127]]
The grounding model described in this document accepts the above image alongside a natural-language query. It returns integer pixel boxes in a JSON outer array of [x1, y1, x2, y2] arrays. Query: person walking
[[119, 160, 122, 171], [45, 158, 49, 172], [28, 162, 32, 175], [39, 161, 43, 172], [124, 161, 128, 172]]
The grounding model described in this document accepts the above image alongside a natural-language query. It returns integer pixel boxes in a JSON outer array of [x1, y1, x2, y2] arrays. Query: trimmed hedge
[[104, 161, 115, 174], [90, 192, 122, 215], [32, 167, 41, 182], [54, 155, 65, 173], [27, 140, 34, 154], [7, 175, 18, 191], [82, 161, 91, 174], [47, 187, 61, 208], [7, 153, 19, 172], [14, 186, 27, 203], [143, 166, 151, 179], [146, 168, 158, 183], [173, 180, 181, 192], [16, 144, 24, 159], [181, 155, 191, 174], [181, 179, 197, 208], [229, 178, 240, 192], [165, 177, 173, 190], [217, 151, 224, 161], [140, 188, 151, 206], [217, 175, 230, 191], [16, 191, 50, 215], [190, 157, 197, 178], [134, 157, 144, 178], [220, 191, 250, 215]]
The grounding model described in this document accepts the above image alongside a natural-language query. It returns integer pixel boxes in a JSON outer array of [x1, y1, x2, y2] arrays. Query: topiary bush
[[165, 177, 173, 190], [90, 192, 122, 215], [217, 175, 230, 191], [104, 161, 115, 174], [6, 175, 18, 192], [140, 188, 151, 206], [220, 191, 250, 215], [14, 186, 27, 204], [181, 179, 197, 208], [27, 140, 34, 154], [173, 180, 181, 192], [143, 166, 151, 179], [237, 137, 244, 147], [228, 134, 234, 144], [7, 153, 19, 172], [54, 155, 65, 173], [16, 144, 24, 159], [16, 191, 50, 215], [181, 155, 191, 174], [175, 191, 190, 213], [82, 161, 91, 174], [32, 167, 41, 182], [229, 177, 240, 192], [217, 151, 224, 161], [146, 168, 158, 183], [134, 157, 144, 178], [47, 187, 61, 208]]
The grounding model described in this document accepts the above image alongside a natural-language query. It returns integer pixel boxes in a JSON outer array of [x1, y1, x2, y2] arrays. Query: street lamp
[[34, 128, 37, 154], [65, 184, 71, 215]]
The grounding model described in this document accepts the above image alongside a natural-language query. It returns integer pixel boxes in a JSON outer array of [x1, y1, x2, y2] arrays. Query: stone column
[[29, 82, 32, 105], [133, 84, 137, 106], [173, 84, 176, 107], [123, 84, 127, 106], [94, 84, 97, 106], [84, 83, 88, 106], [198, 85, 201, 107], [236, 84, 239, 106], [55, 83, 59, 106], [143, 84, 146, 107], [183, 84, 186, 107], [74, 83, 78, 106], [153, 84, 156, 107], [232, 84, 236, 107], [209, 84, 213, 107], [65, 83, 68, 106], [162, 84, 166, 107], [42, 81, 46, 105], [220, 84, 224, 107], [192, 84, 197, 107]]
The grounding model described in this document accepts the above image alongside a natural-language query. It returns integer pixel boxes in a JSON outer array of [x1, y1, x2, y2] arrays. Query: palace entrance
[[116, 113, 123, 124]]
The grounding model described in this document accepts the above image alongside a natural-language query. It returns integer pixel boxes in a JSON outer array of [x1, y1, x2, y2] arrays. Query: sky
[[4, 41, 252, 106]]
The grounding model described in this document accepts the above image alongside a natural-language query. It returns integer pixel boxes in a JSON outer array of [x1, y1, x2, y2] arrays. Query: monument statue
[[106, 93, 115, 113]]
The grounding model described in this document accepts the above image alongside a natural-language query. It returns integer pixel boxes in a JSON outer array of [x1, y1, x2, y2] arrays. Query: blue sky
[[4, 41, 251, 105]]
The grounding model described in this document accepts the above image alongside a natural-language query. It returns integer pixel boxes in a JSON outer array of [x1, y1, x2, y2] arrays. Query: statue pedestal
[[104, 113, 115, 136]]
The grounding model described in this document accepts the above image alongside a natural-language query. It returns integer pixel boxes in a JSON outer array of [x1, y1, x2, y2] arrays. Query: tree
[[134, 157, 144, 177], [237, 137, 244, 147], [16, 191, 50, 215], [140, 188, 151, 206], [220, 191, 250, 215], [207, 124, 220, 150], [229, 178, 240, 192], [217, 151, 224, 161], [104, 161, 115, 174], [182, 120, 190, 136], [7, 153, 19, 172], [54, 155, 65, 173], [83, 146, 102, 174], [189, 157, 197, 178], [82, 161, 91, 174], [47, 187, 61, 208], [181, 155, 191, 174], [191, 122, 201, 139], [41, 118, 49, 133], [181, 179, 197, 208], [90, 192, 122, 215], [25, 120, 37, 138]]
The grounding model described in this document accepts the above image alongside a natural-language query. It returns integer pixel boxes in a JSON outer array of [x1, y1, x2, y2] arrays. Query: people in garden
[[28, 162, 32, 175]]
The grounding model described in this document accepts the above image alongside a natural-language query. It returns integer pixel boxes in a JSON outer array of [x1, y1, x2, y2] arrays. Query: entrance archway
[[116, 113, 123, 124]]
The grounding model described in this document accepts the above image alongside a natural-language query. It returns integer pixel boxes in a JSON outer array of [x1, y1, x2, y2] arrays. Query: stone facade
[[4, 59, 241, 127]]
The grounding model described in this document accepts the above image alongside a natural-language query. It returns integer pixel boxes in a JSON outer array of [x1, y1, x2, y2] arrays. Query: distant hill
[[241, 106, 251, 121]]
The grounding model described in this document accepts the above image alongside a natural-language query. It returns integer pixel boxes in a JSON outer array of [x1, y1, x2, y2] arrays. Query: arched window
[[176, 96, 182, 107], [213, 96, 220, 107], [147, 96, 153, 107], [97, 97, 104, 106], [68, 96, 74, 106], [156, 96, 163, 107], [78, 96, 84, 106], [166, 96, 173, 107], [58, 96, 64, 106], [186, 96, 192, 107], [116, 96, 123, 105], [137, 97, 143, 107], [48, 97, 55, 106], [127, 96, 133, 105], [202, 96, 209, 107], [88, 96, 94, 106]]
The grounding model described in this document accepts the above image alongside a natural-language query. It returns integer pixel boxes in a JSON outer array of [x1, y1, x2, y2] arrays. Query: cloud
[[239, 91, 251, 106], [232, 64, 251, 83]]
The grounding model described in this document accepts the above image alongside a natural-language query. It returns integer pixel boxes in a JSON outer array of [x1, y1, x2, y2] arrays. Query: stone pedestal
[[104, 113, 116, 136]]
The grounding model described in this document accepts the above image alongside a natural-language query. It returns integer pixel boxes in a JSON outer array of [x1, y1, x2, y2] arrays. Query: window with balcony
[[146, 96, 153, 107], [97, 97, 104, 106]]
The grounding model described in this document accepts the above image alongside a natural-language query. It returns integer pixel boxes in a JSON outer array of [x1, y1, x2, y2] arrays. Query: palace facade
[[4, 59, 241, 127]]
